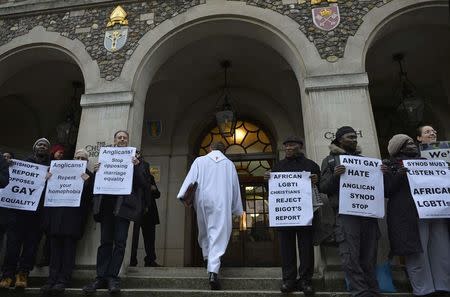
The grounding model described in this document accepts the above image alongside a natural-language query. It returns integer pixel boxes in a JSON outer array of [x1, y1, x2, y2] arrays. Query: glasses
[[74, 157, 88, 161], [423, 129, 437, 135]]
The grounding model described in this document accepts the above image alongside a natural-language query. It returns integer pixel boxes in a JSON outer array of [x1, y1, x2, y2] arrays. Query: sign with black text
[[338, 156, 384, 218], [420, 141, 450, 163], [0, 159, 48, 211], [94, 147, 136, 195], [44, 160, 87, 207], [268, 172, 313, 227], [404, 159, 450, 218]]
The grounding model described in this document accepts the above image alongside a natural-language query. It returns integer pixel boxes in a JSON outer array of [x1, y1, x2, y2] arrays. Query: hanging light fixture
[[215, 60, 237, 137], [393, 53, 425, 126]]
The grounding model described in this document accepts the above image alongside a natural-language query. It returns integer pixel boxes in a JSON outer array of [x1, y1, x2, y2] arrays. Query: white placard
[[338, 156, 385, 218], [0, 159, 48, 211], [94, 147, 136, 195], [420, 141, 450, 163], [44, 160, 87, 207], [404, 159, 450, 218], [268, 172, 313, 227]]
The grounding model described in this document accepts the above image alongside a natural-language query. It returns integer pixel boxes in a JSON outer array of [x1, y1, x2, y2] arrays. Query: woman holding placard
[[40, 149, 94, 295], [415, 125, 450, 296], [384, 133, 449, 297]]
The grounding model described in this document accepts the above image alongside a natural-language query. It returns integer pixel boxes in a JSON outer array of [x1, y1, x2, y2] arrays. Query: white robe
[[177, 150, 243, 273]]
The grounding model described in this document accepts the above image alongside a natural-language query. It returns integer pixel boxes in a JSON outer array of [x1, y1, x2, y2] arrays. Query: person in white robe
[[177, 141, 243, 290]]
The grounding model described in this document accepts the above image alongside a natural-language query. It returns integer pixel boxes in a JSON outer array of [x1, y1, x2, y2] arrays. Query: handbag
[[181, 182, 198, 208]]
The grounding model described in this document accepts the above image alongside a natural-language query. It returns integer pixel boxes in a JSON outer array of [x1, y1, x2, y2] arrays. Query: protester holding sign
[[39, 149, 94, 295], [414, 126, 450, 296], [83, 131, 147, 294], [319, 126, 382, 297], [266, 136, 320, 295], [0, 138, 51, 290], [0, 152, 10, 256]]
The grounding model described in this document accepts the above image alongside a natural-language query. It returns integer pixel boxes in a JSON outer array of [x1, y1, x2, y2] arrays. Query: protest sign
[[0, 159, 48, 211], [94, 147, 136, 195], [420, 141, 450, 163], [44, 160, 87, 207], [404, 159, 450, 218], [338, 156, 384, 218], [268, 171, 313, 227]]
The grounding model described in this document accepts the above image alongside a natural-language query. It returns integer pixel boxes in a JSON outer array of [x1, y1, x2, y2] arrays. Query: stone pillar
[[302, 73, 380, 163], [75, 91, 134, 266]]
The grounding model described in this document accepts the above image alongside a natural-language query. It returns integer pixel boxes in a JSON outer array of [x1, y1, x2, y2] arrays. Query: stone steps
[[15, 267, 413, 296]]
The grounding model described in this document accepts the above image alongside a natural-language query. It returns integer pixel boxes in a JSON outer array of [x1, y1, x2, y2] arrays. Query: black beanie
[[333, 126, 356, 144]]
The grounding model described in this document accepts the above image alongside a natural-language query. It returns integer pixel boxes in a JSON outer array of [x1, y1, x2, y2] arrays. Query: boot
[[15, 272, 28, 289], [0, 277, 14, 289], [208, 272, 221, 290]]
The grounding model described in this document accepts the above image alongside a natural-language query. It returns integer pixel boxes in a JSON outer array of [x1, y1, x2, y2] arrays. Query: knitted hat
[[283, 136, 304, 146], [333, 126, 356, 144], [74, 149, 89, 160], [33, 138, 50, 151], [388, 134, 413, 156]]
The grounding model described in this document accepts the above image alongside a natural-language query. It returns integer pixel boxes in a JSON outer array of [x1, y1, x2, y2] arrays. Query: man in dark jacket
[[0, 138, 51, 290], [83, 131, 147, 294], [319, 126, 381, 297], [0, 153, 10, 255], [130, 151, 161, 267], [268, 136, 320, 295]]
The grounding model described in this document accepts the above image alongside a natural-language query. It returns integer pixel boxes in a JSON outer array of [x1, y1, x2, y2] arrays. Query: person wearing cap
[[0, 138, 51, 290], [50, 144, 65, 161], [385, 134, 450, 296], [130, 150, 161, 267], [266, 136, 320, 294], [177, 141, 243, 290], [319, 126, 383, 297], [40, 149, 94, 295]]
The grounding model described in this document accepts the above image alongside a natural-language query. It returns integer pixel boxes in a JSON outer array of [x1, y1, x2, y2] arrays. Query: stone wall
[[0, 0, 392, 80]]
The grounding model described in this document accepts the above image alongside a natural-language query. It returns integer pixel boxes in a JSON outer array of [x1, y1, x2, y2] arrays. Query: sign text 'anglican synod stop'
[[404, 159, 450, 218], [94, 147, 136, 195], [44, 160, 87, 207], [0, 159, 48, 211], [339, 156, 384, 218], [268, 172, 313, 227]]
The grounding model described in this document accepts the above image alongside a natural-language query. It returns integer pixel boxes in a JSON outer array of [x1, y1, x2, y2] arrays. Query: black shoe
[[298, 280, 314, 296], [82, 278, 107, 294], [280, 281, 296, 293], [51, 283, 66, 295], [40, 283, 53, 295], [107, 277, 121, 294], [208, 272, 221, 290], [145, 261, 162, 267]]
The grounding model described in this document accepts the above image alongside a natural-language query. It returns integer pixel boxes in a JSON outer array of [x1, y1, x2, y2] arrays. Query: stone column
[[302, 73, 380, 163], [75, 91, 134, 266]]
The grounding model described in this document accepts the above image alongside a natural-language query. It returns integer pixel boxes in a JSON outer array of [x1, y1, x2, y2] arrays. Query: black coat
[[93, 161, 147, 222], [271, 153, 320, 230], [45, 170, 94, 239], [140, 160, 160, 225], [0, 155, 9, 188], [384, 157, 422, 256]]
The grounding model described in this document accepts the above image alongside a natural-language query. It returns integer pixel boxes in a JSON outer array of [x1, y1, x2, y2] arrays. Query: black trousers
[[335, 215, 379, 297], [1, 212, 41, 278], [278, 226, 314, 283], [96, 213, 130, 280], [48, 236, 77, 285], [131, 213, 156, 265]]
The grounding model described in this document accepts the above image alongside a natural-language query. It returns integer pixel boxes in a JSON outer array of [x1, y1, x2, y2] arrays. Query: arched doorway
[[365, 5, 450, 157], [0, 46, 85, 158], [195, 120, 280, 266]]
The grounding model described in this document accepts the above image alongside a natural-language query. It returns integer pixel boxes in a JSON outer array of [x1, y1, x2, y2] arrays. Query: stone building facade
[[0, 0, 449, 269]]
